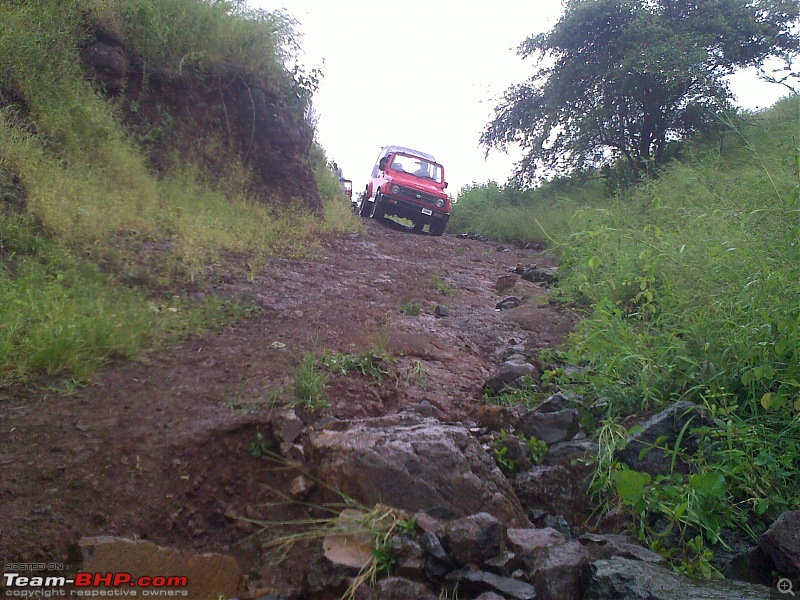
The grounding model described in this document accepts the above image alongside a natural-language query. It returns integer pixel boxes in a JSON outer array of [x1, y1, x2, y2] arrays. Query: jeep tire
[[430, 218, 447, 237]]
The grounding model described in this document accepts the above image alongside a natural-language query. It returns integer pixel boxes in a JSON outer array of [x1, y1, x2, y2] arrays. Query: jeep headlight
[[436, 198, 445, 208], [390, 184, 401, 195]]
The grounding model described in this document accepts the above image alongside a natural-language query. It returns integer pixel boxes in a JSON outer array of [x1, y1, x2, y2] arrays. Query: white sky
[[252, 0, 792, 196]]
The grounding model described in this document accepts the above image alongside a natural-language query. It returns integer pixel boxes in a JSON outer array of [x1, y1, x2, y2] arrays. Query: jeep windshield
[[389, 154, 443, 183]]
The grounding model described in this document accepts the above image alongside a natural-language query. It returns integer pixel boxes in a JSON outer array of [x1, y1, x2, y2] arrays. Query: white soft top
[[380, 145, 436, 162]]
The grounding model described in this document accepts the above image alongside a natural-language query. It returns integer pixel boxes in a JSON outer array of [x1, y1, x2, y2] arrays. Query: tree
[[482, 0, 800, 184]]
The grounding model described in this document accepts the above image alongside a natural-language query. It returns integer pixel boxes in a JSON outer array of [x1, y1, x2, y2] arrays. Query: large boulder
[[308, 413, 529, 526]]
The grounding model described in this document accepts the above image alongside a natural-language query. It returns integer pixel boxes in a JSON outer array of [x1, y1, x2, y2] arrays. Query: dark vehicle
[[358, 145, 450, 236]]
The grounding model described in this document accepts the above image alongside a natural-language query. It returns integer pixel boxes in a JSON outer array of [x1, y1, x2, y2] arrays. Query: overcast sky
[[253, 0, 791, 196]]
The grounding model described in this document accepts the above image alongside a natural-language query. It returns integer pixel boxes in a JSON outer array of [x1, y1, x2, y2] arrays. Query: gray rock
[[434, 304, 451, 318], [443, 512, 507, 565], [579, 533, 665, 564], [446, 569, 536, 600], [519, 408, 580, 444], [581, 556, 771, 599], [308, 413, 528, 526], [496, 296, 522, 310], [543, 438, 596, 467], [759, 510, 800, 576], [270, 408, 304, 446], [507, 527, 567, 559], [475, 593, 506, 600], [484, 361, 538, 394], [496, 274, 518, 292], [419, 531, 452, 580], [533, 540, 589, 600], [391, 536, 425, 580], [617, 401, 713, 476], [355, 576, 438, 599], [520, 265, 558, 285], [514, 465, 584, 519]]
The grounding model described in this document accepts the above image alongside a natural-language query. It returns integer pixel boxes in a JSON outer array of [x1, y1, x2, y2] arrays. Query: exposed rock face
[[78, 536, 241, 599], [78, 23, 321, 211], [759, 510, 800, 576], [581, 556, 771, 599], [307, 413, 529, 526], [442, 512, 507, 565], [80, 42, 128, 94]]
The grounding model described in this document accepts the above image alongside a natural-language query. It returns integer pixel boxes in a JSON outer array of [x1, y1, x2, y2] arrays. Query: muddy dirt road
[[0, 218, 573, 587]]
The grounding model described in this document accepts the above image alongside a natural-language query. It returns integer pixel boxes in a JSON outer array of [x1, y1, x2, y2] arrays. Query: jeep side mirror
[[444, 182, 448, 189], [378, 158, 388, 171]]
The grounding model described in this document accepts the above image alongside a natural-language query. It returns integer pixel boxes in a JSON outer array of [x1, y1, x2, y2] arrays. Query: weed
[[248, 430, 270, 458], [291, 351, 329, 410], [492, 430, 520, 475], [429, 272, 458, 296], [400, 300, 422, 316], [319, 349, 389, 382], [405, 360, 427, 389], [520, 433, 548, 464]]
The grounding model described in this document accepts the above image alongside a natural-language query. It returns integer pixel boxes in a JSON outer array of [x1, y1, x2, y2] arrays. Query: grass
[[455, 95, 800, 573], [0, 0, 361, 390]]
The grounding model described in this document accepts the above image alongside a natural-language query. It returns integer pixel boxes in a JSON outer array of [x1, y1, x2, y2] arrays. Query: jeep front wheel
[[430, 218, 448, 236], [370, 192, 385, 220]]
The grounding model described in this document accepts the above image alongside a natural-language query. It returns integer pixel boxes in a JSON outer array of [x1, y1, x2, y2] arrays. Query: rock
[[391, 536, 425, 579], [419, 531, 453, 580], [434, 304, 450, 318], [355, 576, 438, 599], [519, 408, 580, 444], [474, 404, 522, 432], [578, 533, 666, 564], [446, 569, 536, 600], [495, 274, 518, 292], [533, 540, 589, 600], [308, 413, 529, 526], [514, 465, 585, 519], [270, 408, 304, 446], [507, 527, 567, 559], [483, 361, 538, 394], [528, 511, 572, 538], [759, 510, 800, 576], [358, 578, 437, 599], [581, 556, 771, 599], [289, 474, 314, 499], [475, 593, 507, 600], [322, 509, 374, 569], [442, 512, 507, 565], [496, 296, 522, 310], [617, 401, 712, 476], [543, 438, 595, 467], [724, 545, 773, 585], [78, 536, 241, 599], [493, 433, 532, 473], [517, 265, 558, 285], [305, 546, 352, 596], [502, 344, 527, 361]]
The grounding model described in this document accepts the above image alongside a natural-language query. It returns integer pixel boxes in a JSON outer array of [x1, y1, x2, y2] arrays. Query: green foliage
[[291, 351, 329, 410], [547, 96, 800, 569], [248, 430, 270, 458], [482, 0, 800, 182], [400, 300, 422, 316], [319, 349, 389, 382], [450, 178, 605, 244]]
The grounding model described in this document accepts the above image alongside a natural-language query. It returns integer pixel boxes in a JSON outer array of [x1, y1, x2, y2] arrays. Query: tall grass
[[460, 96, 800, 567], [0, 0, 358, 388]]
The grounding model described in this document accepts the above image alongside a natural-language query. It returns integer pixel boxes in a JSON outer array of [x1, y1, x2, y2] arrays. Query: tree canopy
[[482, 0, 800, 183]]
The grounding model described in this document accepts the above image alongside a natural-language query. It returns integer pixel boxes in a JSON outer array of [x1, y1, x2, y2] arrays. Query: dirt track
[[0, 217, 573, 589]]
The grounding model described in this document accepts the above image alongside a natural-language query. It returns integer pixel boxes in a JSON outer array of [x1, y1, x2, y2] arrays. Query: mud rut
[[0, 218, 574, 591]]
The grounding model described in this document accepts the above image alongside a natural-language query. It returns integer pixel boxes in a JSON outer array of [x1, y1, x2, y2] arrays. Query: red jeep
[[358, 145, 450, 236]]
